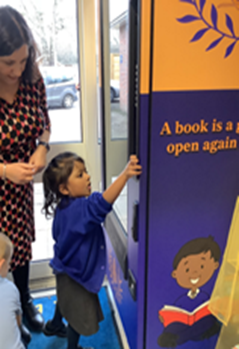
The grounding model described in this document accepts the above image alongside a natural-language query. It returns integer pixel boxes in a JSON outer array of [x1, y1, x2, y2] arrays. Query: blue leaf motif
[[200, 0, 206, 12], [190, 28, 208, 42], [177, 15, 200, 23], [180, 0, 193, 3], [225, 41, 236, 58], [226, 14, 235, 36], [206, 37, 223, 51], [211, 4, 218, 28]]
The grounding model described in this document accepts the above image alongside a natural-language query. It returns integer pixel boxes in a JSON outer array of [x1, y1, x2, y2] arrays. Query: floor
[[31, 280, 130, 349]]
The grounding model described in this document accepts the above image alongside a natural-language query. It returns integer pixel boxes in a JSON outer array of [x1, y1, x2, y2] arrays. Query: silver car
[[41, 67, 78, 109]]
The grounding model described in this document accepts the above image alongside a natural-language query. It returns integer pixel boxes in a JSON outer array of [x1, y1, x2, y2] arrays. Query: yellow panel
[[153, 0, 239, 91], [140, 0, 152, 94]]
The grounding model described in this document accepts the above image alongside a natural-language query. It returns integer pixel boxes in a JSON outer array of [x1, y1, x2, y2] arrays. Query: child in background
[[0, 233, 27, 349], [42, 152, 142, 349]]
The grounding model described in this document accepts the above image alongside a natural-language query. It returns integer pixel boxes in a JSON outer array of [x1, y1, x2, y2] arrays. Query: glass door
[[109, 0, 129, 231], [102, 0, 129, 229], [96, 0, 132, 276]]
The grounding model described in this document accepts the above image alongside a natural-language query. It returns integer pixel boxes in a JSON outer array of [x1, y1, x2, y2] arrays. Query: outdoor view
[[109, 0, 128, 140], [108, 0, 129, 231], [0, 0, 81, 143]]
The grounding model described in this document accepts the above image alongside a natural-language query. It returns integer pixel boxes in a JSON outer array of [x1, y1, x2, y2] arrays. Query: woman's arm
[[28, 131, 50, 174], [39, 129, 50, 143], [28, 76, 51, 174]]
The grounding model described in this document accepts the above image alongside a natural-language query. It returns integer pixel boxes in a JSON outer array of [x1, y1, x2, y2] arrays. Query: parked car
[[40, 67, 78, 108], [76, 80, 119, 102], [110, 80, 120, 102]]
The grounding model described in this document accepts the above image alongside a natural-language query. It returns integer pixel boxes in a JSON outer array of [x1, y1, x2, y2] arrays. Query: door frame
[[30, 0, 101, 285]]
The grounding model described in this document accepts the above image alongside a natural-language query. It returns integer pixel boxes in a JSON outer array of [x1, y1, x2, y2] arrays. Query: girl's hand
[[5, 163, 35, 184], [123, 155, 142, 179], [28, 145, 48, 174]]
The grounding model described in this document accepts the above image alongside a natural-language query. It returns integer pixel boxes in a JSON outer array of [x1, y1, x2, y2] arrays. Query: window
[[0, 0, 82, 144]]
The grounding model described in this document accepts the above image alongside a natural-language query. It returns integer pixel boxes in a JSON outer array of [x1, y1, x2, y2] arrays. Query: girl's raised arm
[[102, 155, 142, 204]]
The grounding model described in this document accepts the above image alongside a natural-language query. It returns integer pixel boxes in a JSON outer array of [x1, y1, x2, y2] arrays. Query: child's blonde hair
[[0, 233, 13, 260]]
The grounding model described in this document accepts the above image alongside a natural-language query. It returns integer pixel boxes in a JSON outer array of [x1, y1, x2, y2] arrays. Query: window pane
[[109, 0, 129, 233], [0, 0, 82, 143], [110, 1, 128, 140]]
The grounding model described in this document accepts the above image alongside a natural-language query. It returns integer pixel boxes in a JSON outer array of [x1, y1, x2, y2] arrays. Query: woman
[[0, 5, 50, 336]]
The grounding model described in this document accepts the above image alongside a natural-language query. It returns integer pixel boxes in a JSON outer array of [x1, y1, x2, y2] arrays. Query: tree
[[19, 0, 77, 66]]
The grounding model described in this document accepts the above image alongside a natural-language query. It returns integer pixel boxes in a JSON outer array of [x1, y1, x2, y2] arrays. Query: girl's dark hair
[[0, 5, 38, 82], [42, 152, 85, 218]]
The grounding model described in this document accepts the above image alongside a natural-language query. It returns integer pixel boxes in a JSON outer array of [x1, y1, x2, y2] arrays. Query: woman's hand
[[28, 145, 48, 174], [5, 163, 35, 184]]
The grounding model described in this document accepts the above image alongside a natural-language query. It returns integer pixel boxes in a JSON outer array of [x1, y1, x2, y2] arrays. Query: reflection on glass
[[110, 0, 128, 140], [0, 0, 82, 143], [109, 0, 129, 233]]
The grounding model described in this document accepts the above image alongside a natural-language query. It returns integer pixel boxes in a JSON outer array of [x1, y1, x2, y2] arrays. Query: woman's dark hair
[[42, 152, 85, 218], [0, 5, 38, 82]]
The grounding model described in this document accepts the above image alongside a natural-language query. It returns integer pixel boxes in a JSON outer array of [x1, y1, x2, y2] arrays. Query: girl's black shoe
[[43, 320, 67, 338]]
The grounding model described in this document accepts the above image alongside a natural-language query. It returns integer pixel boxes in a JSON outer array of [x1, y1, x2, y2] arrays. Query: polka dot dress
[[0, 77, 50, 271]]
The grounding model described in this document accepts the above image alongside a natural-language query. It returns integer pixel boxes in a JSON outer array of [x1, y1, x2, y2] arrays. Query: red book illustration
[[159, 301, 211, 327]]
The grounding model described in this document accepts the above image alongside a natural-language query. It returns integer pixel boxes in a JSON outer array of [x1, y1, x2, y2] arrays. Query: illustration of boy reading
[[158, 236, 222, 348]]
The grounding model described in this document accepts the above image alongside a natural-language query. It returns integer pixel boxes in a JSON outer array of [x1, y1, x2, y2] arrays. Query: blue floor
[[28, 287, 122, 349]]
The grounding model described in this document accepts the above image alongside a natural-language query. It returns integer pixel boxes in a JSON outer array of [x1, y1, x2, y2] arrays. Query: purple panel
[[137, 94, 150, 349], [146, 91, 239, 349], [105, 232, 137, 349]]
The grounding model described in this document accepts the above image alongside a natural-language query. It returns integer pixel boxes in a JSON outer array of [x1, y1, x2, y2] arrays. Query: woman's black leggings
[[12, 261, 30, 305]]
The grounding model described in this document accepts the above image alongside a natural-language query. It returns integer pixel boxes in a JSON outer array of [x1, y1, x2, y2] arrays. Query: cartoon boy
[[158, 236, 222, 348]]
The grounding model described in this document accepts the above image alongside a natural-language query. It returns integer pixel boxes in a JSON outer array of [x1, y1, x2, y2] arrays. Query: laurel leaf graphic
[[211, 4, 218, 28], [225, 41, 236, 58], [190, 28, 208, 42], [226, 14, 235, 36], [177, 15, 200, 23], [177, 0, 238, 58], [180, 0, 193, 3], [200, 0, 206, 12], [206, 37, 223, 51]]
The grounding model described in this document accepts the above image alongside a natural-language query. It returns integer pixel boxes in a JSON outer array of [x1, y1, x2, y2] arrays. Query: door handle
[[131, 200, 139, 242]]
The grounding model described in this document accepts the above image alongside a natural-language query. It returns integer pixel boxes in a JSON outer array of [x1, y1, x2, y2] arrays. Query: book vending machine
[[103, 1, 239, 349]]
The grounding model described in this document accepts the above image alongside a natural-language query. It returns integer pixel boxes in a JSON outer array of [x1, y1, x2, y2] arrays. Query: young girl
[[42, 152, 142, 349]]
